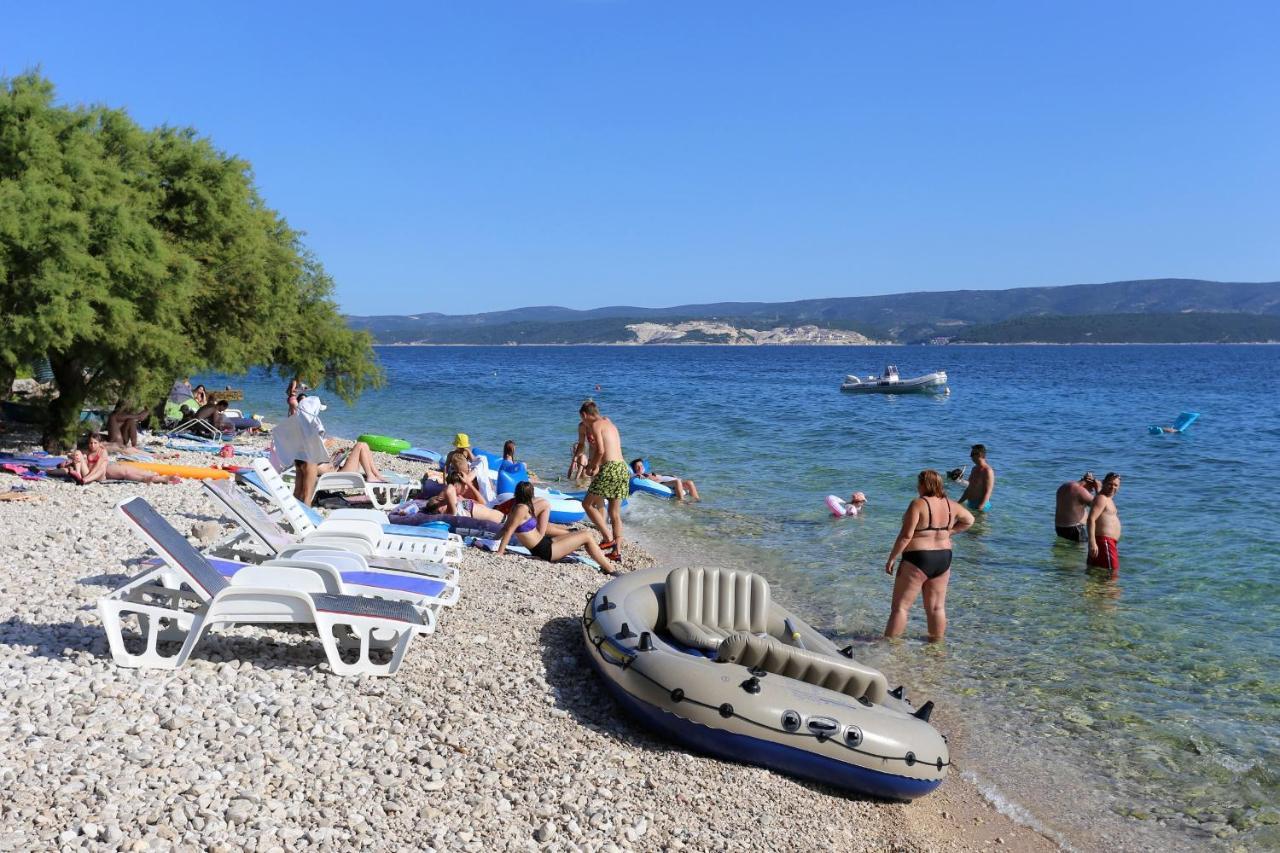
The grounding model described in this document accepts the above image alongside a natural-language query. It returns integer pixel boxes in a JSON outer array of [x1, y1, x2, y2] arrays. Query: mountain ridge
[[347, 278, 1280, 344]]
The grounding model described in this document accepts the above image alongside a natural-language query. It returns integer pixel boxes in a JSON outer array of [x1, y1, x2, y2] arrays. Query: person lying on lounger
[[495, 481, 617, 573], [316, 440, 391, 483], [422, 472, 506, 522], [630, 458, 701, 501], [60, 435, 179, 485]]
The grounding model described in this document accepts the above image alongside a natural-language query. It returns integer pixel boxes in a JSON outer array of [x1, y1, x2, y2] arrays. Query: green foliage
[[952, 313, 1280, 344], [0, 72, 381, 447]]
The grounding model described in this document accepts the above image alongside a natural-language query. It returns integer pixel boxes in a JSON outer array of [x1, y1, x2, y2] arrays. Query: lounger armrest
[[309, 518, 383, 542], [232, 560, 347, 594], [329, 508, 393, 524], [296, 533, 377, 557]]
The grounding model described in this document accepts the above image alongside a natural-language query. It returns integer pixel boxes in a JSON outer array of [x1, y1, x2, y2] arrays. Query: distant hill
[[346, 278, 1280, 344], [951, 312, 1280, 344]]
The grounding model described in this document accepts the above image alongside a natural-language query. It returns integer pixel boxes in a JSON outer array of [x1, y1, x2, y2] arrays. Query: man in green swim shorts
[[580, 400, 628, 561]]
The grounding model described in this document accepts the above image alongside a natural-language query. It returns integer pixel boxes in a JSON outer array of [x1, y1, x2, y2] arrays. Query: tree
[[0, 72, 381, 448]]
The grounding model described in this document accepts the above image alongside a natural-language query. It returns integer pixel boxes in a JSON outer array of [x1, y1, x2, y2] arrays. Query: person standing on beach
[[958, 444, 995, 512], [1055, 472, 1097, 542], [1086, 473, 1123, 576], [884, 469, 974, 641], [579, 400, 628, 560], [286, 377, 305, 417]]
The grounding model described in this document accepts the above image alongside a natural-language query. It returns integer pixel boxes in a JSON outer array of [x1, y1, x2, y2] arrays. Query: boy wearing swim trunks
[[1087, 473, 1122, 577], [579, 400, 628, 561]]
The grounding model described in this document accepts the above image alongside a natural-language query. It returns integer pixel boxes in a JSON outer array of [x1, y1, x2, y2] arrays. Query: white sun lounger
[[201, 479, 459, 586], [249, 460, 464, 564], [100, 497, 427, 676], [313, 470, 416, 510], [237, 469, 462, 548]]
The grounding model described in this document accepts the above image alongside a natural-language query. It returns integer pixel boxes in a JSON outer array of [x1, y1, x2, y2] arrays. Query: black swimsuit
[[902, 497, 953, 580]]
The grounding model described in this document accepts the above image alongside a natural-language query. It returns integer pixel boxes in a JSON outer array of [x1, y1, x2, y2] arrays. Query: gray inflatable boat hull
[[581, 567, 949, 800]]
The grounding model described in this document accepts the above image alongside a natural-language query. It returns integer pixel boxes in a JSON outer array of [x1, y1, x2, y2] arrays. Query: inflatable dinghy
[[582, 567, 948, 800], [841, 366, 947, 395]]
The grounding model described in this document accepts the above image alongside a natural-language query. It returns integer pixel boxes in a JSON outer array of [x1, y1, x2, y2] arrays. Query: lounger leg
[[98, 595, 206, 670], [314, 613, 415, 677]]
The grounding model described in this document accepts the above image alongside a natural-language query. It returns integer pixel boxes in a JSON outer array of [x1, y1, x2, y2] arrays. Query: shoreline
[[0, 428, 1058, 850], [373, 340, 1280, 347]]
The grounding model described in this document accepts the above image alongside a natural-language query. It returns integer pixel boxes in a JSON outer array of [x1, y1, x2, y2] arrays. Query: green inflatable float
[[357, 434, 411, 454]]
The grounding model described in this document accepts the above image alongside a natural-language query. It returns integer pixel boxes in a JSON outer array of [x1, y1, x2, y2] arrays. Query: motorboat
[[841, 365, 948, 394], [582, 567, 949, 799]]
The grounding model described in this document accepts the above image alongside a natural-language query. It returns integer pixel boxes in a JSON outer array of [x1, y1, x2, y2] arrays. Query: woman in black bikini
[[884, 469, 974, 642], [495, 482, 617, 574]]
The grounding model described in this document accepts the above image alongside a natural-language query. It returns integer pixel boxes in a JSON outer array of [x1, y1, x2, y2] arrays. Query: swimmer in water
[[958, 444, 995, 512]]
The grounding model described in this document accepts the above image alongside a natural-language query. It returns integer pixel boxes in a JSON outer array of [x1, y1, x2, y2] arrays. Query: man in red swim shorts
[[1087, 473, 1122, 576]]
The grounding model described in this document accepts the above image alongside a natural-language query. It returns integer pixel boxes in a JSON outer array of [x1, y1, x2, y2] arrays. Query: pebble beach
[[0, 431, 1056, 852]]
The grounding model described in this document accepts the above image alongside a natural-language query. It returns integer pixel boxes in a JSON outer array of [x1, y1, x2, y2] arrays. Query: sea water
[[208, 345, 1280, 851]]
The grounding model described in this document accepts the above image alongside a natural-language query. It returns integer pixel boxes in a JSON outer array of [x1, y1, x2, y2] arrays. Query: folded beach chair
[[166, 416, 227, 441], [201, 479, 458, 585], [100, 497, 428, 676], [248, 459, 464, 564]]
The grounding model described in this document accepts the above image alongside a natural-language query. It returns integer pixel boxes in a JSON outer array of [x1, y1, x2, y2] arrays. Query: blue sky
[[4, 2, 1278, 314]]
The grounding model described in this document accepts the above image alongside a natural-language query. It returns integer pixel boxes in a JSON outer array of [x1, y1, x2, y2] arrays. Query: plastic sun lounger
[[100, 497, 427, 676], [237, 469, 459, 547], [201, 479, 459, 586], [314, 469, 416, 511], [135, 546, 458, 619], [249, 460, 464, 565]]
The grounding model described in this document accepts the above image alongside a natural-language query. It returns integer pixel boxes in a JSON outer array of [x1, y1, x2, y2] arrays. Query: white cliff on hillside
[[625, 321, 881, 345]]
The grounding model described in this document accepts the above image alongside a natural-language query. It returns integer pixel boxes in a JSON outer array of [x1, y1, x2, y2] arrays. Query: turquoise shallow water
[[209, 345, 1280, 851]]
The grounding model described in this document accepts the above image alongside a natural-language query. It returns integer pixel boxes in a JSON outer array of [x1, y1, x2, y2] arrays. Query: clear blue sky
[[4, 2, 1278, 314]]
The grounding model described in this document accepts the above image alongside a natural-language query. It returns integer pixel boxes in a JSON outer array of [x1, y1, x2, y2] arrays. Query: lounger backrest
[[201, 479, 293, 553], [716, 632, 889, 704], [250, 459, 318, 536], [665, 567, 770, 651], [117, 497, 229, 599]]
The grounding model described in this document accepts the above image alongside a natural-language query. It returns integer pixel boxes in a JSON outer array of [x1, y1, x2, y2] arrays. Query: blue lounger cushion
[[205, 556, 450, 598]]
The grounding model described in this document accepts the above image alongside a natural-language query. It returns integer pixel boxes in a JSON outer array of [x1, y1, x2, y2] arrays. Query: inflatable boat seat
[[716, 632, 888, 704], [665, 567, 770, 651]]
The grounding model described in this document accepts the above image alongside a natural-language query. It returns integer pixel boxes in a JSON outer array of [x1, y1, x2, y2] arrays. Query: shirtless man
[[579, 400, 627, 559], [958, 444, 995, 513], [61, 435, 179, 485], [106, 402, 149, 448], [1086, 472, 1122, 576], [1055, 472, 1097, 542]]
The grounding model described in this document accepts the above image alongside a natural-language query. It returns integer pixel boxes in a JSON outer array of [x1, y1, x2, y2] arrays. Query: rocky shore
[[0, 430, 1056, 851]]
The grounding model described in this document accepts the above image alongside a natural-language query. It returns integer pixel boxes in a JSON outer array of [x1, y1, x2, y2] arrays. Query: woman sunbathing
[[318, 440, 389, 482], [61, 435, 179, 485], [495, 481, 617, 573], [423, 472, 504, 522]]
